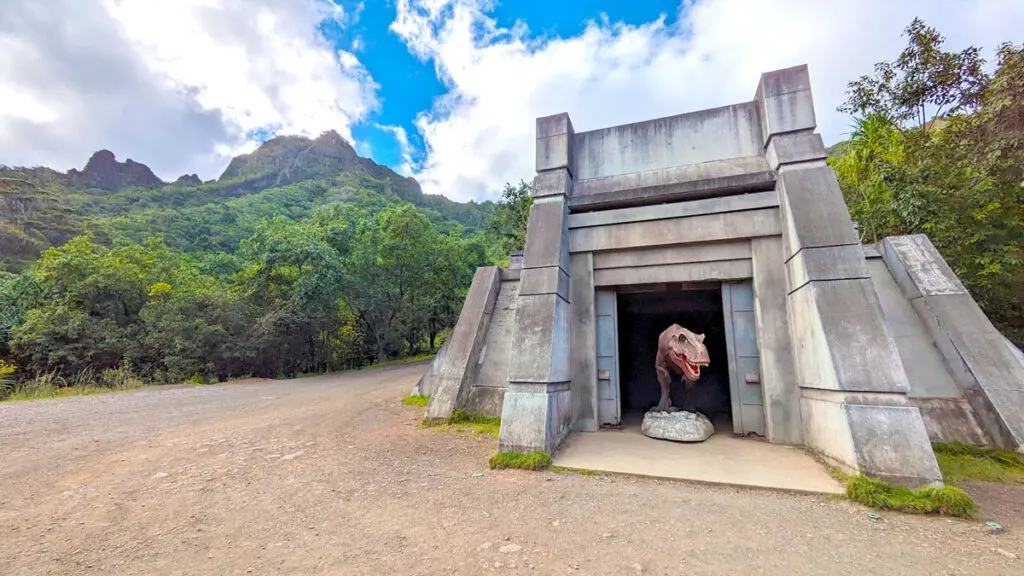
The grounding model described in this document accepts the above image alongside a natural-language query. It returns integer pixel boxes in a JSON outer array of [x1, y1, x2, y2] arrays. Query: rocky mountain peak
[[69, 149, 163, 191]]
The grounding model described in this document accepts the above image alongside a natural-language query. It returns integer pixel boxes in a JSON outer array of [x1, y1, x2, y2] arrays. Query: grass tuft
[[932, 442, 1024, 485], [551, 465, 604, 476], [845, 475, 978, 518], [489, 451, 552, 471], [402, 395, 430, 407], [419, 408, 501, 437]]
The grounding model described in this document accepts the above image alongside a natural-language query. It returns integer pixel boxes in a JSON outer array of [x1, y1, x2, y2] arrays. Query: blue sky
[[340, 0, 683, 172], [3, 0, 1023, 202]]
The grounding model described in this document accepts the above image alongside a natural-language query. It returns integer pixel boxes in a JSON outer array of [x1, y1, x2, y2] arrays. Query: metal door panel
[[723, 280, 766, 437], [595, 290, 620, 426]]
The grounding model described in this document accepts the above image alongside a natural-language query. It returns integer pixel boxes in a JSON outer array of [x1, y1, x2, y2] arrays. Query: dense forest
[[1, 18, 1021, 400], [0, 128, 533, 397]]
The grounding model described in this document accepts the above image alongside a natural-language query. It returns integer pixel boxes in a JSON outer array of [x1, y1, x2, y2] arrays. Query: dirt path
[[1, 363, 1021, 575]]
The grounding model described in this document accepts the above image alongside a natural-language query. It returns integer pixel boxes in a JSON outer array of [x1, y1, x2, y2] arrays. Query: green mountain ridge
[[0, 131, 496, 272]]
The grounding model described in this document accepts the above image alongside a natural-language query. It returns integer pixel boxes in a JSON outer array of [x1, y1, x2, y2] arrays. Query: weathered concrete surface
[[776, 162, 861, 260], [570, 190, 778, 230], [463, 278, 520, 416], [754, 64, 817, 146], [572, 102, 764, 180], [751, 236, 802, 445], [765, 131, 827, 170], [881, 234, 1024, 451], [593, 259, 752, 287], [909, 397, 990, 445], [424, 266, 501, 421], [865, 257, 962, 400], [641, 410, 715, 442], [500, 130, 575, 454], [785, 244, 870, 293], [553, 428, 844, 495], [570, 207, 781, 253], [569, 252, 598, 432], [845, 403, 944, 487], [592, 240, 751, 270]]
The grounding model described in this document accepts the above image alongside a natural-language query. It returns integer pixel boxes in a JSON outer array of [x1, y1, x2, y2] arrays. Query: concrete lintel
[[593, 240, 751, 270], [785, 244, 870, 294], [569, 208, 781, 253], [569, 190, 778, 230], [519, 265, 571, 302], [569, 168, 776, 212], [594, 259, 752, 287], [533, 168, 572, 198], [765, 132, 826, 170]]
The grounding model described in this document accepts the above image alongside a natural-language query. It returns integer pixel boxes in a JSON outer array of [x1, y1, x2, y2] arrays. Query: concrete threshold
[[552, 426, 845, 495]]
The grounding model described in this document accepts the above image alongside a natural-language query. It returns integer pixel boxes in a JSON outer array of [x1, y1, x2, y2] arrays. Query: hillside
[[0, 130, 496, 272]]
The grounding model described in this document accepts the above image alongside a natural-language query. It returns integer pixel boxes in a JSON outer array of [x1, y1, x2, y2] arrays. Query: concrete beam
[[569, 190, 778, 230], [594, 259, 752, 287], [777, 162, 861, 261], [765, 132, 827, 171], [592, 240, 751, 270], [572, 102, 763, 180], [569, 166, 776, 212], [569, 208, 782, 253]]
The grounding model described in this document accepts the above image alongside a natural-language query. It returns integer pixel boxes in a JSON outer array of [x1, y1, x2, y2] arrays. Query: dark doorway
[[616, 286, 732, 431]]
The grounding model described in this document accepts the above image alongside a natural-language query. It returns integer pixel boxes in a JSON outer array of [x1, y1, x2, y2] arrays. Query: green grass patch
[[3, 383, 146, 402], [489, 451, 552, 471], [845, 474, 978, 518], [360, 352, 436, 371], [933, 442, 1024, 485], [419, 408, 501, 437], [402, 394, 430, 406]]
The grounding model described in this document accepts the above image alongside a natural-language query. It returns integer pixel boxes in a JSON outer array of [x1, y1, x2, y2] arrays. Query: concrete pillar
[[498, 113, 575, 454], [569, 252, 598, 432], [757, 65, 942, 486]]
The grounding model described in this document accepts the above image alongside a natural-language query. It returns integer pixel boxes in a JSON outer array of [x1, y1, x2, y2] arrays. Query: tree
[[838, 18, 989, 131], [486, 180, 533, 258]]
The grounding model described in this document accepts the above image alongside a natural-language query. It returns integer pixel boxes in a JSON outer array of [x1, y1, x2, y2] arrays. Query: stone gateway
[[416, 64, 1024, 488]]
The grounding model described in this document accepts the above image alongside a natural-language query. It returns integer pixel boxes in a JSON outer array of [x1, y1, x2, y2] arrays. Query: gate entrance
[[594, 280, 766, 437]]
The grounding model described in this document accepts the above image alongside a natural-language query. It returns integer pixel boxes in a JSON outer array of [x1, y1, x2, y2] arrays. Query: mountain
[[0, 132, 496, 272], [67, 149, 164, 191]]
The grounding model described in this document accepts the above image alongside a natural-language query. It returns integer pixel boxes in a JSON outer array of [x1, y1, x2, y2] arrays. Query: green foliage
[[845, 475, 978, 518], [488, 451, 552, 471], [402, 395, 430, 406], [933, 442, 1024, 484], [833, 21, 1024, 346], [485, 180, 533, 259]]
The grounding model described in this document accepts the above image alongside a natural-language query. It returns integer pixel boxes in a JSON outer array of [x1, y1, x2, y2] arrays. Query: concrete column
[[570, 252, 597, 432], [757, 65, 942, 486], [498, 113, 576, 454]]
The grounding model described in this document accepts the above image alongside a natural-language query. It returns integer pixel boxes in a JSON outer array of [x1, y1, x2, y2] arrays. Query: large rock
[[641, 410, 715, 442]]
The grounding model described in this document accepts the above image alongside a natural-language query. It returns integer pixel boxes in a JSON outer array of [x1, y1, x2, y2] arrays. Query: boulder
[[641, 410, 715, 442]]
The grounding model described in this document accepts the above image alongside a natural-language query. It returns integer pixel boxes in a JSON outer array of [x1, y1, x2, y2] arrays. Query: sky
[[1, 1, 1022, 203]]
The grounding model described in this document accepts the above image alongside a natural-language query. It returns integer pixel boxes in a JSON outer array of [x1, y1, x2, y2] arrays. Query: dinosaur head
[[669, 327, 709, 382]]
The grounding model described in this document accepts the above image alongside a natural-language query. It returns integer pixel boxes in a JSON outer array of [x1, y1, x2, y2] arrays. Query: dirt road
[[1, 363, 1021, 575]]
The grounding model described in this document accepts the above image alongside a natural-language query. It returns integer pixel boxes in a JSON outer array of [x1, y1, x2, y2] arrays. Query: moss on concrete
[[420, 408, 501, 437], [489, 451, 552, 471]]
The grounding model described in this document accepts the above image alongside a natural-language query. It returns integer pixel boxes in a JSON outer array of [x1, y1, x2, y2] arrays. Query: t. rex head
[[670, 327, 709, 382]]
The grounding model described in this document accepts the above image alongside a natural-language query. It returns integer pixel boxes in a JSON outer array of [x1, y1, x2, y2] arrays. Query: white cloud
[[0, 0, 377, 181], [375, 123, 414, 176], [392, 0, 1024, 202]]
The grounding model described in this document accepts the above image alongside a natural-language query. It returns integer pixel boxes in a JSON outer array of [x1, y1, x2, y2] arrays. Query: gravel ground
[[1, 362, 1022, 575]]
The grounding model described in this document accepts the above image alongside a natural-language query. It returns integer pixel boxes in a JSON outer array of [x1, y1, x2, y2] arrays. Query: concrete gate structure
[[415, 64, 1024, 488]]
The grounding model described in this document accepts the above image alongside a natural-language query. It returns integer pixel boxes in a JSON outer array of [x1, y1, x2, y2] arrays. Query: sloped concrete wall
[[463, 275, 520, 415]]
